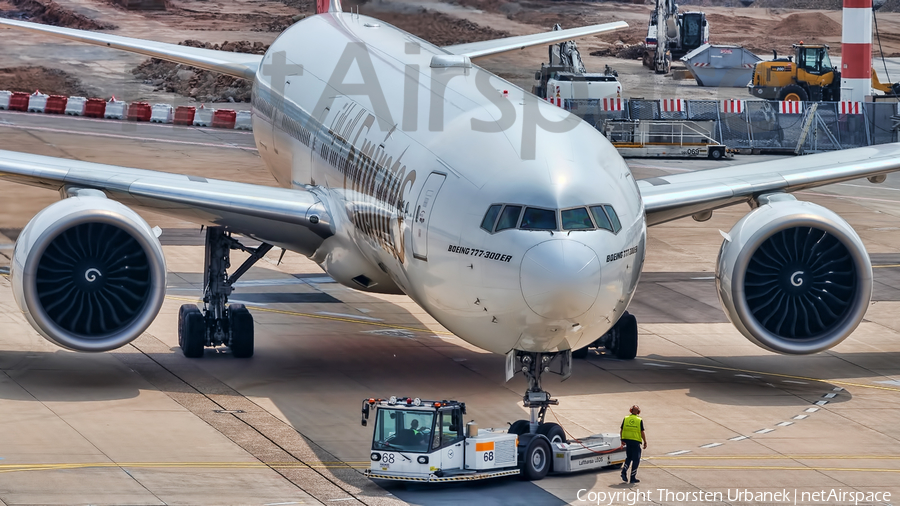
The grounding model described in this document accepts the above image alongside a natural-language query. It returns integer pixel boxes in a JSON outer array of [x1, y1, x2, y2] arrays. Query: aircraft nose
[[520, 240, 601, 320]]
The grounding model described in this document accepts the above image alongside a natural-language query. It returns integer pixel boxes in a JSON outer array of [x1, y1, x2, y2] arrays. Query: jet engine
[[10, 194, 167, 352], [716, 194, 872, 354]]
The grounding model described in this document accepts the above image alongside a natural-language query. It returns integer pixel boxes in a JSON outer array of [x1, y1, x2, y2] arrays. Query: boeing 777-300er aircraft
[[1, 0, 900, 437]]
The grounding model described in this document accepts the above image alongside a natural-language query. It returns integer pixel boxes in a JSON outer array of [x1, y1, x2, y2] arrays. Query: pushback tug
[[361, 396, 626, 482]]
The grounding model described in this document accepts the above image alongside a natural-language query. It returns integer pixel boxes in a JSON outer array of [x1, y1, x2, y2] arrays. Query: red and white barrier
[[0, 89, 248, 131], [779, 101, 804, 114], [193, 104, 214, 126], [44, 95, 68, 114], [212, 109, 237, 129], [839, 101, 863, 115], [174, 106, 196, 125], [27, 91, 48, 113], [721, 99, 745, 114], [105, 98, 126, 119], [65, 97, 86, 116], [601, 98, 625, 111], [660, 98, 686, 113], [234, 110, 253, 131], [150, 103, 174, 123]]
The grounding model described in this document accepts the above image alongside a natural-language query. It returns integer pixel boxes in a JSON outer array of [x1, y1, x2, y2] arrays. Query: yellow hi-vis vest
[[622, 414, 643, 442]]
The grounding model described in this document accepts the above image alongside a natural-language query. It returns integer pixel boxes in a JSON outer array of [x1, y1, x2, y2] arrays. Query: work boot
[[621, 469, 628, 482], [630, 478, 640, 484]]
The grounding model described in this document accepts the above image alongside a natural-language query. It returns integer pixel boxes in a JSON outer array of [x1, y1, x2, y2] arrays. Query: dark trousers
[[622, 440, 642, 479]]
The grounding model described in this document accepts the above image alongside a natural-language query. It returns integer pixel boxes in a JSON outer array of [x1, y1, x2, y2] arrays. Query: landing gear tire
[[614, 313, 639, 360], [508, 420, 530, 435], [605, 312, 639, 360], [178, 304, 205, 358], [572, 347, 589, 359], [537, 422, 566, 444], [228, 304, 254, 358], [520, 437, 551, 481]]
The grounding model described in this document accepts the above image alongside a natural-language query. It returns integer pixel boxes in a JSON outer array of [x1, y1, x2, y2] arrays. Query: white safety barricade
[[234, 110, 253, 130], [0, 90, 10, 110], [27, 92, 49, 113], [150, 103, 174, 123], [105, 100, 126, 119], [193, 106, 214, 126], [65, 96, 87, 116]]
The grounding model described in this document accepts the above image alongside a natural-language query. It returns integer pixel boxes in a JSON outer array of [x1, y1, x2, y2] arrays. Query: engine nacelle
[[11, 195, 167, 352], [716, 195, 872, 354]]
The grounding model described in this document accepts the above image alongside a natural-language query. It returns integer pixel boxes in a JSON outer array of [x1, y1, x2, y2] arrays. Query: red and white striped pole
[[842, 0, 872, 102]]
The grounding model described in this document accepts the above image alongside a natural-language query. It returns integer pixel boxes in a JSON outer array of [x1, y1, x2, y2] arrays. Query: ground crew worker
[[620, 405, 647, 483]]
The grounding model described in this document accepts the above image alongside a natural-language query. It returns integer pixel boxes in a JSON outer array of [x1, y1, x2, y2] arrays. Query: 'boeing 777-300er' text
[[1, 0, 900, 438]]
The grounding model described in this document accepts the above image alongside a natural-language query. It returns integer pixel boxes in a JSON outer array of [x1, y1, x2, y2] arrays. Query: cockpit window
[[483, 203, 619, 234], [561, 207, 594, 230], [481, 204, 502, 232], [496, 205, 522, 231], [590, 206, 613, 232], [604, 205, 622, 233], [521, 207, 557, 230]]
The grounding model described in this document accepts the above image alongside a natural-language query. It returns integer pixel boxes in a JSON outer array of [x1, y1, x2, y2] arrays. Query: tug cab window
[[521, 208, 557, 230], [561, 207, 594, 230], [496, 205, 522, 231]]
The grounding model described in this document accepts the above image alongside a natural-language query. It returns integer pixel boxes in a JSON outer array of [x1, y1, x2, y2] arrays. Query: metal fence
[[564, 99, 899, 153]]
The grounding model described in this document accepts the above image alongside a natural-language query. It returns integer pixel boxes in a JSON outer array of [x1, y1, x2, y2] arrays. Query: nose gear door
[[411, 172, 446, 261]]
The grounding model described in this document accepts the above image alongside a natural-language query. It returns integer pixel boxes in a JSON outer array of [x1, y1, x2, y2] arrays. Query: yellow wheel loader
[[748, 43, 900, 102]]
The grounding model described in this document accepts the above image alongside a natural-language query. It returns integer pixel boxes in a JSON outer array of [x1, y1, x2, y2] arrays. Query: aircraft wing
[[442, 21, 628, 59], [0, 18, 261, 79], [639, 143, 900, 226], [0, 150, 331, 256]]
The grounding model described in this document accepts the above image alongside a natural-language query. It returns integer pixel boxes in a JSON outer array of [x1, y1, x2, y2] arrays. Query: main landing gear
[[178, 227, 272, 359], [572, 311, 639, 360], [506, 350, 572, 480]]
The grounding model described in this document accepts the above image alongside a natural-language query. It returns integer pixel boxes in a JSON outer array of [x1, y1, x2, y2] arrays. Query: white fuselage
[[249, 12, 646, 355]]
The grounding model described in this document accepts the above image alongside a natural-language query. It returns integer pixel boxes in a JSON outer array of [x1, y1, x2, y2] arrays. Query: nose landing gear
[[506, 350, 573, 478]]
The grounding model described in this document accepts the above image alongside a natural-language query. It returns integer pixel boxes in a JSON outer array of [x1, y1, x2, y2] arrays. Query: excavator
[[749, 43, 900, 101], [643, 0, 709, 74]]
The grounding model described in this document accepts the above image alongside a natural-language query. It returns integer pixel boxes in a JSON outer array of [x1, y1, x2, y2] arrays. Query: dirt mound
[[133, 40, 268, 103], [0, 66, 103, 96], [0, 0, 116, 29], [273, 1, 509, 44], [753, 0, 842, 8], [372, 9, 510, 45], [151, 6, 295, 32], [772, 12, 841, 37]]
